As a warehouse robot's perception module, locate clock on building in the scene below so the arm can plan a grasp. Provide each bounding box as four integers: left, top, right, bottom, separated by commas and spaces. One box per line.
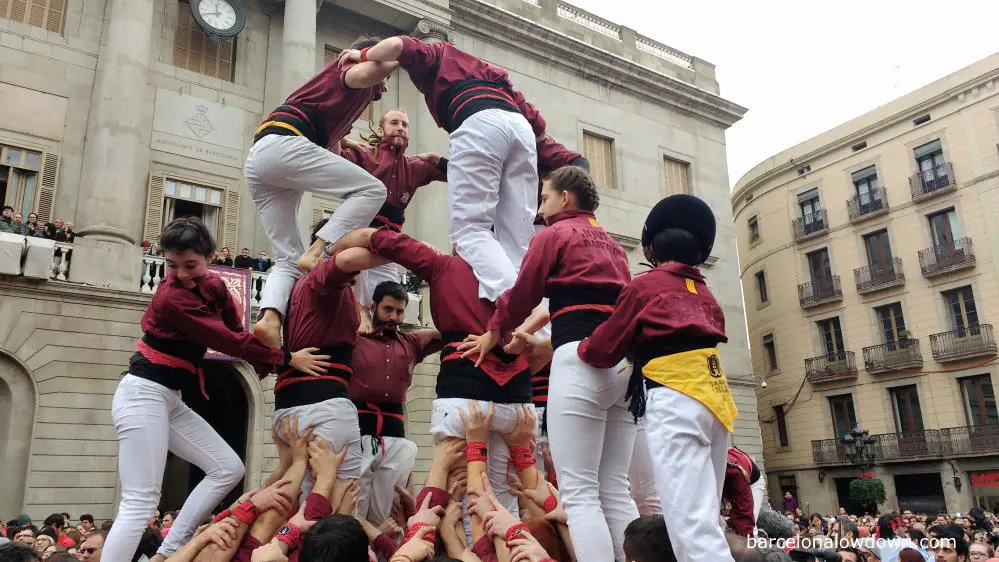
189, 0, 246, 41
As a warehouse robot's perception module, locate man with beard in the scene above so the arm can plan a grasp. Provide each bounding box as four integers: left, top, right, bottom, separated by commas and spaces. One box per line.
340, 108, 448, 316
348, 281, 440, 525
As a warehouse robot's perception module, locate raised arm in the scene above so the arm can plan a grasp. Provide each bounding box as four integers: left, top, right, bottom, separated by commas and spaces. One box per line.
344, 60, 400, 89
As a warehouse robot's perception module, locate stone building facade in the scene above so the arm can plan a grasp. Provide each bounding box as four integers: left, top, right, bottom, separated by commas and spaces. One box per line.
0, 0, 756, 520
733, 52, 999, 515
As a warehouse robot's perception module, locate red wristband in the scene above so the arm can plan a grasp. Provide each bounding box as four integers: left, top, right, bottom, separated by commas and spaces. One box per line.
505, 522, 530, 546
276, 523, 301, 550
231, 501, 258, 525
211, 509, 232, 524
509, 445, 535, 471
359, 47, 370, 62
543, 495, 559, 513
403, 521, 436, 544
466, 441, 488, 463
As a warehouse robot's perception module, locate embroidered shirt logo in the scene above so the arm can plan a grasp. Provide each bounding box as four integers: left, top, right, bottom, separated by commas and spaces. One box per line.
707, 354, 722, 378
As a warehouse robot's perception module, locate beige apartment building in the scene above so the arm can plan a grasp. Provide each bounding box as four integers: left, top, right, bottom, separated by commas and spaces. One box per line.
733, 52, 999, 516
0, 0, 759, 521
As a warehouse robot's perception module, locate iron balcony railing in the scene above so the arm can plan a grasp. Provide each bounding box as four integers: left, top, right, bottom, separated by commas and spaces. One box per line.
847, 187, 888, 222
862, 339, 922, 374
929, 324, 997, 362
918, 237, 975, 277
814, 424, 999, 465
805, 350, 856, 383
792, 209, 828, 242
798, 276, 842, 308
854, 258, 905, 294
909, 162, 955, 200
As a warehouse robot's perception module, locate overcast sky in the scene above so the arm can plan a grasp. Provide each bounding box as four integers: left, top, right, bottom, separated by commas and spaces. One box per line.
568, 0, 999, 190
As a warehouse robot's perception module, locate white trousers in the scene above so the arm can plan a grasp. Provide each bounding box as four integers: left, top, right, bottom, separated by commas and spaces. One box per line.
643, 386, 734, 562
629, 424, 663, 515
356, 436, 418, 525
355, 262, 401, 308
105, 375, 245, 560
448, 109, 538, 301
751, 473, 767, 522
245, 134, 386, 317
430, 398, 535, 514
533, 405, 549, 468
272, 397, 363, 502
547, 342, 638, 562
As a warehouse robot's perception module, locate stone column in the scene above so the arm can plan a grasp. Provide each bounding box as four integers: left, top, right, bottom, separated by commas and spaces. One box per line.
71, 0, 152, 289
411, 19, 452, 43
281, 0, 319, 96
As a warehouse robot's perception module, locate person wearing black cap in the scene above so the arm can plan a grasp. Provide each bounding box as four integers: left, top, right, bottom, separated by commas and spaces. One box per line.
577, 194, 738, 562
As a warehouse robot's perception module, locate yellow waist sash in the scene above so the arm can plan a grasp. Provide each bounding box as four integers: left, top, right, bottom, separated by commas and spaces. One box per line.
642, 348, 738, 432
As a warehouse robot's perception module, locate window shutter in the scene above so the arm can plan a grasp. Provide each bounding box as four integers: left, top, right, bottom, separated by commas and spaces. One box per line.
664, 157, 690, 195
8, 0, 27, 22
223, 189, 240, 250
143, 175, 165, 244
36, 152, 59, 222
311, 195, 343, 230
44, 0, 64, 33
27, 0, 45, 28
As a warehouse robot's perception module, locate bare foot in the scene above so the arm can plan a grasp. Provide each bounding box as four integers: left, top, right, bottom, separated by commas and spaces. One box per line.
253, 309, 283, 349
297, 241, 326, 273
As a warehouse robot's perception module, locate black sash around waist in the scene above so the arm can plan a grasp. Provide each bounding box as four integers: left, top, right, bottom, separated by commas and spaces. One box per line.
369, 202, 406, 231
436, 331, 531, 404
128, 334, 207, 393
549, 287, 620, 350
253, 103, 330, 148
438, 79, 519, 133
275, 344, 353, 410
354, 401, 406, 438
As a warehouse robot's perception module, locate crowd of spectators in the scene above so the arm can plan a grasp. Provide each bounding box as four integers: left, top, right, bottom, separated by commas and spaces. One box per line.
0, 206, 76, 242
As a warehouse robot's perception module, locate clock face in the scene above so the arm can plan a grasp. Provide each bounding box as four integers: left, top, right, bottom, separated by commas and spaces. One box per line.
198, 0, 237, 32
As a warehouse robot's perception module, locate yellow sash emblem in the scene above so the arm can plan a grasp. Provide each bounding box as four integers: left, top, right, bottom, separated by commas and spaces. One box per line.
643, 348, 738, 432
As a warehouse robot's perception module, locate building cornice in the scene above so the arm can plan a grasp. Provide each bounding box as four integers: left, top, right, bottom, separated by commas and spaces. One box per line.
0, 278, 151, 308
731, 67, 999, 210
450, 0, 746, 129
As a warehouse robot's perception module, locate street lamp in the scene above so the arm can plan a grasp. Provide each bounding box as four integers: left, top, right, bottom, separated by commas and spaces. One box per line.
841, 426, 877, 469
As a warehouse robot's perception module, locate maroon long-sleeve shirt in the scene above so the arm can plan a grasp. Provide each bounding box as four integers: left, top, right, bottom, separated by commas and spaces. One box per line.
368, 229, 531, 403
396, 36, 546, 135
341, 138, 447, 230
275, 256, 360, 410
285, 63, 380, 145
488, 210, 631, 349
577, 263, 727, 383
724, 447, 758, 537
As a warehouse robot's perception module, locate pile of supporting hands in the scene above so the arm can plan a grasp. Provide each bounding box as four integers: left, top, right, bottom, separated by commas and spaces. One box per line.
163, 403, 571, 562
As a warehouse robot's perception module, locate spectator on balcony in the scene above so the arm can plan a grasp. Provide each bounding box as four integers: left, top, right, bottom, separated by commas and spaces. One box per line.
233, 247, 255, 269
21, 213, 42, 237
0, 206, 14, 233
41, 222, 57, 239
55, 221, 76, 243
212, 247, 234, 266
254, 251, 273, 272
11, 212, 23, 233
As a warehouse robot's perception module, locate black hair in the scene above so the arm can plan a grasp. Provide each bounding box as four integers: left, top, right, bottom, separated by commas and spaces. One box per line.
298, 515, 368, 562
937, 524, 970, 556
78, 514, 93, 525
38, 528, 58, 541
159, 217, 215, 257
2, 205, 12, 213
311, 220, 326, 245
546, 165, 599, 211
645, 228, 703, 267
373, 281, 409, 306
43, 514, 65, 530
349, 37, 381, 50
100, 521, 113, 531
131, 526, 163, 562
908, 529, 925, 542
0, 542, 40, 562
876, 514, 897, 540
624, 515, 676, 562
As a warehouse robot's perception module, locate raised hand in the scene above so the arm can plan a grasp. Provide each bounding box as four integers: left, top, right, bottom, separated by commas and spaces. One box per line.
391, 526, 435, 562
273, 416, 293, 468
501, 405, 536, 448
457, 331, 500, 368
509, 535, 552, 562
459, 401, 494, 444
249, 478, 296, 516
201, 517, 241, 550
433, 438, 467, 472
289, 418, 315, 466
394, 484, 418, 520
479, 478, 519, 538
337, 480, 360, 515
338, 49, 362, 64
308, 438, 347, 479
407, 494, 445, 529
379, 517, 403, 539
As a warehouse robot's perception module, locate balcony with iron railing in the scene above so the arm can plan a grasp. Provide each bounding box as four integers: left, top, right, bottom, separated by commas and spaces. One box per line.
862, 339, 923, 374
909, 162, 956, 201
792, 209, 828, 243
846, 187, 888, 223
854, 258, 905, 294
918, 237, 975, 277
929, 324, 997, 362
798, 276, 842, 308
805, 350, 857, 384
813, 424, 999, 465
